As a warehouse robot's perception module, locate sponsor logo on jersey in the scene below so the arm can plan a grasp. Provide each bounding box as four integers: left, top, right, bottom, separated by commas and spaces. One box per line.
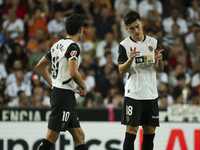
70, 50, 77, 57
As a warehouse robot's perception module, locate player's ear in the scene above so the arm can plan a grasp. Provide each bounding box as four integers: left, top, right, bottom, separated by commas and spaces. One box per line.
125, 26, 129, 32
79, 27, 84, 34
141, 21, 144, 27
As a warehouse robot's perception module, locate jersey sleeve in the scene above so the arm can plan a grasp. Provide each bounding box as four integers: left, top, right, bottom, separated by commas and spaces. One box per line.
45, 51, 52, 61
118, 44, 128, 64
65, 43, 80, 60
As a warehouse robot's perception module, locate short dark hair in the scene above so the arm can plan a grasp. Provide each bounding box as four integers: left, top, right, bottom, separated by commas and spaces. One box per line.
176, 73, 186, 81
124, 11, 141, 26
65, 14, 85, 35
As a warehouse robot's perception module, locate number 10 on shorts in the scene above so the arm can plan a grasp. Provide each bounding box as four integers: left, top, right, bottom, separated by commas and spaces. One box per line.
126, 106, 133, 116
62, 111, 70, 122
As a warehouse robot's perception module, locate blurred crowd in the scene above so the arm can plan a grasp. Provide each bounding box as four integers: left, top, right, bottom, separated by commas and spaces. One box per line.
0, 0, 199, 109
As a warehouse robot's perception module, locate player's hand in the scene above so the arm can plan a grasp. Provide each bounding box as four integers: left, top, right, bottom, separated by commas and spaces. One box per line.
154, 49, 164, 61
129, 47, 140, 61
78, 87, 87, 97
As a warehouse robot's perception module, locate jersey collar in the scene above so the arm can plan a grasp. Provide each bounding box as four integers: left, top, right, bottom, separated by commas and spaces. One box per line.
129, 35, 146, 43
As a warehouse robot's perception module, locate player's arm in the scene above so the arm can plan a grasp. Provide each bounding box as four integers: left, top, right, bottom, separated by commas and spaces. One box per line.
155, 49, 164, 73
36, 52, 52, 87
66, 43, 87, 97
118, 45, 140, 75
69, 60, 87, 96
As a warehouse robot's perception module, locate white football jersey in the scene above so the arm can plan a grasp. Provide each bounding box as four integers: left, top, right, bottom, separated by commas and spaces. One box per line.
118, 35, 158, 100
45, 38, 80, 92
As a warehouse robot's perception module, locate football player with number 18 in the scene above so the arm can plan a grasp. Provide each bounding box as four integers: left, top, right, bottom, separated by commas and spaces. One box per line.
118, 11, 164, 150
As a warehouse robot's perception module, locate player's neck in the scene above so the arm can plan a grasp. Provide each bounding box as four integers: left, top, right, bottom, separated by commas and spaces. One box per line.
66, 35, 78, 43
131, 34, 144, 42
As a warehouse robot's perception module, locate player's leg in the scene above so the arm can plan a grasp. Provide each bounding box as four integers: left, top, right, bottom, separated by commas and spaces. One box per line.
141, 125, 156, 150
68, 127, 88, 150
121, 97, 143, 150
141, 98, 159, 150
38, 128, 60, 150
123, 125, 139, 150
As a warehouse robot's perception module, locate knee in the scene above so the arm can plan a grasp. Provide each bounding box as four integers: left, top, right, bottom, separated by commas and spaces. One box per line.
126, 126, 138, 135
142, 126, 156, 134
45, 132, 59, 144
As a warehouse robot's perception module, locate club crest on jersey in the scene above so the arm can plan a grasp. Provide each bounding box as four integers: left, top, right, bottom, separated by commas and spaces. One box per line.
62, 122, 65, 128
148, 45, 153, 52
127, 116, 130, 122
70, 50, 77, 57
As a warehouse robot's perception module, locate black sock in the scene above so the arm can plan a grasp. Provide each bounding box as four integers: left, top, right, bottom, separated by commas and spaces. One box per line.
38, 139, 53, 150
75, 144, 88, 150
142, 134, 155, 150
123, 132, 136, 150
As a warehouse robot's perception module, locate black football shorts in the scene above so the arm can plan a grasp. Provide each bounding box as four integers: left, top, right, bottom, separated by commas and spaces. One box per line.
48, 87, 80, 132
121, 97, 159, 127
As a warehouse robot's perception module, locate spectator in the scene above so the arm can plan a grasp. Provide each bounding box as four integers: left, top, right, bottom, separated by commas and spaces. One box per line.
3, 0, 28, 20
138, 0, 163, 20
93, 0, 114, 15
191, 62, 200, 97
103, 86, 120, 108
162, 0, 185, 19
26, 28, 50, 56
6, 60, 23, 86
169, 63, 191, 87
162, 23, 181, 49
80, 54, 98, 78
185, 23, 200, 46
186, 0, 200, 26
29, 39, 48, 68
27, 7, 47, 40
96, 32, 118, 67
113, 92, 123, 108
93, 7, 118, 40
143, 10, 162, 33
54, 0, 75, 18
157, 82, 173, 107
82, 92, 98, 108
158, 95, 168, 109
48, 11, 65, 43
0, 39, 15, 63
41, 88, 51, 107
0, 63, 7, 86
98, 68, 124, 98
31, 74, 44, 104
79, 67, 96, 92
2, 8, 24, 40
18, 90, 28, 107
168, 44, 182, 71
75, 0, 94, 26
6, 43, 29, 72
119, 8, 137, 40
28, 0, 49, 17
4, 69, 31, 107
162, 6, 188, 35
190, 44, 200, 72
0, 25, 5, 50
77, 32, 95, 57
115, 0, 137, 22
173, 73, 192, 104
189, 30, 200, 58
